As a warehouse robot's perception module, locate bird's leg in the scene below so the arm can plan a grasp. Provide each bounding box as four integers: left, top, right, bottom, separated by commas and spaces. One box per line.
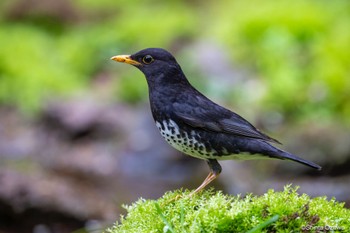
189, 159, 222, 197
163, 160, 222, 204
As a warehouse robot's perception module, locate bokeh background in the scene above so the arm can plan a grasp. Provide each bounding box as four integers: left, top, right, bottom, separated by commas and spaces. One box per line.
0, 0, 349, 232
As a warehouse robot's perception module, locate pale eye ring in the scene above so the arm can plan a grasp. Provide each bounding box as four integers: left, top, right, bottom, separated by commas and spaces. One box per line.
142, 55, 154, 64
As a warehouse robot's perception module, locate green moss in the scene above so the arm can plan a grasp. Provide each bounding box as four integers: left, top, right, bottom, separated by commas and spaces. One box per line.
106, 186, 349, 233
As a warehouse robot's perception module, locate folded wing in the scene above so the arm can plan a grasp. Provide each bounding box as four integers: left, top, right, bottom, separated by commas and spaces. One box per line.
172, 97, 281, 144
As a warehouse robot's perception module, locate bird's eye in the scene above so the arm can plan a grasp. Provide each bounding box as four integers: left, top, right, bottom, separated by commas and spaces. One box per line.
142, 55, 154, 64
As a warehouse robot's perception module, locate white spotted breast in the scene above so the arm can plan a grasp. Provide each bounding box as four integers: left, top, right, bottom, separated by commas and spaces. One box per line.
155, 119, 220, 159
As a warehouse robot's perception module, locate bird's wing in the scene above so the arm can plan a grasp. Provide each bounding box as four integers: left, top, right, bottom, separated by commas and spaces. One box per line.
172, 96, 281, 144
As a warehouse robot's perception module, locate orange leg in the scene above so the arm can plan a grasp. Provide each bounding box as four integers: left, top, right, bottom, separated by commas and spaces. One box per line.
189, 171, 219, 196
164, 159, 222, 204
189, 159, 222, 196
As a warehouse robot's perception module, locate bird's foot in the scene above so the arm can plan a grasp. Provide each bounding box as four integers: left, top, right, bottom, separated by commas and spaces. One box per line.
161, 194, 183, 206
188, 189, 203, 198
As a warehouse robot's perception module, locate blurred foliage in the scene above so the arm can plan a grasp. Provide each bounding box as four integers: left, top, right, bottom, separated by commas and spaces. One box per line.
209, 0, 350, 124
0, 0, 349, 124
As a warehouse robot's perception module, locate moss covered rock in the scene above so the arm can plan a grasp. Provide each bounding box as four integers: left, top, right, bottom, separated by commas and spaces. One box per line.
106, 186, 349, 233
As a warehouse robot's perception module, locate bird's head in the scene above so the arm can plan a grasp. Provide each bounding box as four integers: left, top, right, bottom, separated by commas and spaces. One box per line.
111, 48, 187, 86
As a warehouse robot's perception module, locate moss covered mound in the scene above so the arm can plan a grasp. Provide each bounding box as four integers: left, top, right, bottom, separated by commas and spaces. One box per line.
107, 186, 349, 233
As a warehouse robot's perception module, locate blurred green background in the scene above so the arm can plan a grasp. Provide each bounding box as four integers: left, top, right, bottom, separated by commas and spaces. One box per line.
1, 0, 349, 122
0, 0, 349, 232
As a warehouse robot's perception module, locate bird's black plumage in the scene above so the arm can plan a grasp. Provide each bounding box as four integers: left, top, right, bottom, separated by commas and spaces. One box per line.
111, 48, 321, 194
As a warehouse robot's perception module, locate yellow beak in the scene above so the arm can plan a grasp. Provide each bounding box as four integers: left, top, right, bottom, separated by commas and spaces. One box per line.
110, 55, 142, 66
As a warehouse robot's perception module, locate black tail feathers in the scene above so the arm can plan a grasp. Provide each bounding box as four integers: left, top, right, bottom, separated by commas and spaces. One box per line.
272, 148, 322, 170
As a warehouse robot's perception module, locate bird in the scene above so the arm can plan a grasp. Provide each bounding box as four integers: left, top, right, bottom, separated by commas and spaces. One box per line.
111, 48, 321, 195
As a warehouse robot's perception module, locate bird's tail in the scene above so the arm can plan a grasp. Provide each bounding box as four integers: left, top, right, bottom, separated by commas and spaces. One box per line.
271, 147, 322, 170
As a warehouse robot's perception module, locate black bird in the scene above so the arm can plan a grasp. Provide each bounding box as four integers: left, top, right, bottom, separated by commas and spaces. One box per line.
111, 48, 321, 195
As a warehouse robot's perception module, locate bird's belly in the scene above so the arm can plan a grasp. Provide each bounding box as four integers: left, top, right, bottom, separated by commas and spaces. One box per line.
155, 119, 273, 161
215, 153, 273, 161
155, 120, 219, 160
